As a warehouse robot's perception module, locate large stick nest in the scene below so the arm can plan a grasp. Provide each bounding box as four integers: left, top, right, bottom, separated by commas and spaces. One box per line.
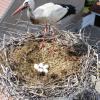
0, 29, 98, 99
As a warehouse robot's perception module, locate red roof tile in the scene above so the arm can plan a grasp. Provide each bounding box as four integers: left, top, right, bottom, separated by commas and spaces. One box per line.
0, 0, 13, 18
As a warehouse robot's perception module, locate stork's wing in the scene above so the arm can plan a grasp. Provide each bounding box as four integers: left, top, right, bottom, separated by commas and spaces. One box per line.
33, 3, 54, 18
33, 3, 68, 22
48, 4, 68, 22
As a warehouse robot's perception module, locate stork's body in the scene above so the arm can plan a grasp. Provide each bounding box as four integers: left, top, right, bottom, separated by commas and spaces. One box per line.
12, 1, 69, 25
28, 3, 68, 25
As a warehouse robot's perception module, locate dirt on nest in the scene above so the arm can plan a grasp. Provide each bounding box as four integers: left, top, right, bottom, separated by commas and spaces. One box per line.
0, 37, 81, 86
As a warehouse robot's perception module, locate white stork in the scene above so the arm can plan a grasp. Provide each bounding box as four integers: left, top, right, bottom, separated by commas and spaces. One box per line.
12, 0, 76, 48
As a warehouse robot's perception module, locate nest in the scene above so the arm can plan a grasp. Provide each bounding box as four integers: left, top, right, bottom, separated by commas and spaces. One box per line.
0, 29, 98, 99
8, 38, 82, 86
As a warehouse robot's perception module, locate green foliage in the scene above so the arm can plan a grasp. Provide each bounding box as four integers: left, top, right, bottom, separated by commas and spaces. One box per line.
82, 7, 90, 13
82, 0, 96, 13
85, 0, 96, 6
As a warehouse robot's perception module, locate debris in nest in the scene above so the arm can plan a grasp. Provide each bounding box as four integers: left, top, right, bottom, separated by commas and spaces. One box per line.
67, 41, 88, 57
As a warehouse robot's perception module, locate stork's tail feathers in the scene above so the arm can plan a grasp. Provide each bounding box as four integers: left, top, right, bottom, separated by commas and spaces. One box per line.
66, 5, 76, 15
60, 4, 76, 15
57, 4, 76, 21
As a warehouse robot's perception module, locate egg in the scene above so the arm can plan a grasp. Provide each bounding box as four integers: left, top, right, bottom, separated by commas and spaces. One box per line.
43, 68, 48, 74
37, 68, 43, 73
34, 64, 38, 70
39, 63, 44, 68
44, 64, 49, 69
34, 63, 49, 74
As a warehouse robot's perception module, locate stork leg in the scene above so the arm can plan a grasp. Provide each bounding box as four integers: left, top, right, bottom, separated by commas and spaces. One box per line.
51, 27, 56, 53
47, 26, 56, 55
39, 23, 48, 49
45, 23, 48, 33
26, 19, 30, 33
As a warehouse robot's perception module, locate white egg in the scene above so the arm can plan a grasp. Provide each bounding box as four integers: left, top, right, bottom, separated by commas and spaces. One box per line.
43, 69, 48, 74
34, 64, 39, 70
37, 68, 43, 73
44, 64, 49, 69
39, 63, 44, 68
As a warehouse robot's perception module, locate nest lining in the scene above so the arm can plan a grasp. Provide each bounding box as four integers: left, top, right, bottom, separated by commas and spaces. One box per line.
0, 30, 94, 99
6, 37, 81, 86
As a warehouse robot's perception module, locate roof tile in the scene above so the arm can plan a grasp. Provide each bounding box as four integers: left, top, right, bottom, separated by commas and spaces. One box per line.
0, 0, 13, 18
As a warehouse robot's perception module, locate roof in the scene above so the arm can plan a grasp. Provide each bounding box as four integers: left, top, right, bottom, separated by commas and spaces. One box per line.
0, 0, 13, 18
91, 1, 100, 14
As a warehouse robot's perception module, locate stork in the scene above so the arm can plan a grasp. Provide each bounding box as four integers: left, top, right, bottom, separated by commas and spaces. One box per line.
12, 0, 76, 48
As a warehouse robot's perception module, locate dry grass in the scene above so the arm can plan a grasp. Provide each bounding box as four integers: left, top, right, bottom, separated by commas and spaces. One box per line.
0, 30, 98, 99
5, 38, 81, 86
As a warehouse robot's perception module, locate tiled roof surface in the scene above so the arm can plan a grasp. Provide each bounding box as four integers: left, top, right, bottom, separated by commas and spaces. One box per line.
0, 0, 13, 18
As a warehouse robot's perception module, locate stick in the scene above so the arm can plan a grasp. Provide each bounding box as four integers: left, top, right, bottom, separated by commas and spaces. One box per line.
2, 34, 6, 49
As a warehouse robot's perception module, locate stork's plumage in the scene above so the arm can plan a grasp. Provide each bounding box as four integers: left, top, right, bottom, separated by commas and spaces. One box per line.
12, 0, 76, 25
30, 2, 68, 24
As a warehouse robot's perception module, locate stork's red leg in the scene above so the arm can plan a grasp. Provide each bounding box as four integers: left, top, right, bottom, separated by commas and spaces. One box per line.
44, 23, 48, 33
48, 27, 56, 56
39, 23, 48, 49
51, 28, 55, 54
